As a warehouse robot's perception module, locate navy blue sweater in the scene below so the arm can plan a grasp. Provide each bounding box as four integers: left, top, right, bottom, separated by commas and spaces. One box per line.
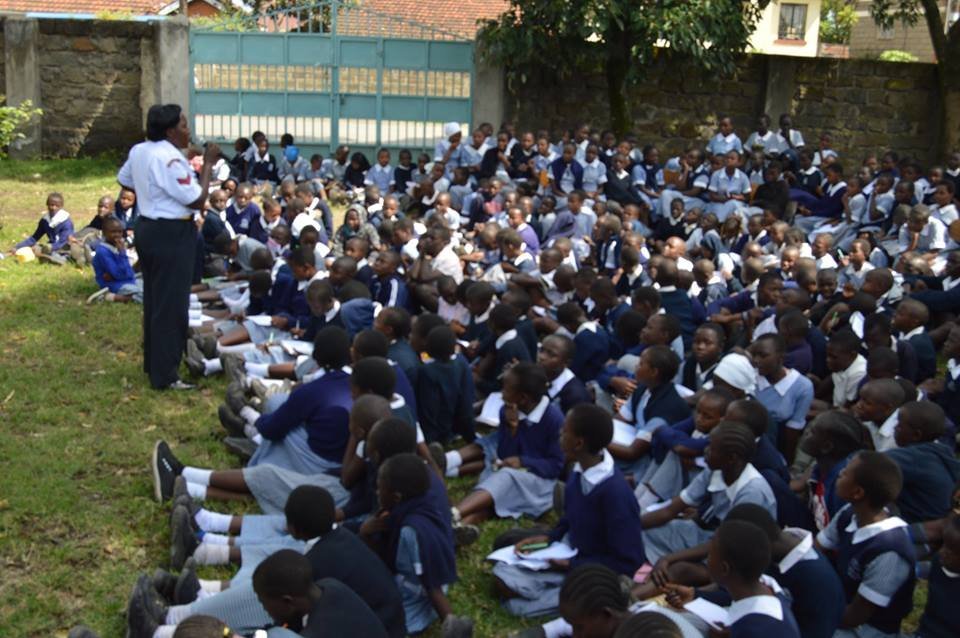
768, 544, 844, 638
496, 400, 564, 479
917, 554, 960, 638
885, 441, 960, 523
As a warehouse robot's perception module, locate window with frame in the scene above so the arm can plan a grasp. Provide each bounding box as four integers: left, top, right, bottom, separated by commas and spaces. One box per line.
778, 3, 808, 41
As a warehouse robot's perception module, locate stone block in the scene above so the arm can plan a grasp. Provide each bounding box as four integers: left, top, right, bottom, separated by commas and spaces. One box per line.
72, 36, 95, 52
884, 78, 913, 91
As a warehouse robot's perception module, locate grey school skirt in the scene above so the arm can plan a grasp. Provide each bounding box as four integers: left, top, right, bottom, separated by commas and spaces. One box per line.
475, 433, 556, 519
243, 462, 349, 515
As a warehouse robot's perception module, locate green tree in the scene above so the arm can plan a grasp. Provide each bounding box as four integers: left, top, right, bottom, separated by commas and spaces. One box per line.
477, 0, 768, 135
0, 98, 42, 157
820, 0, 858, 44
869, 0, 960, 154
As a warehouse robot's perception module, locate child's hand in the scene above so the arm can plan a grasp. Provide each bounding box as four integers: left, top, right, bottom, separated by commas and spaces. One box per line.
514, 534, 551, 555
498, 456, 522, 469
289, 327, 305, 338
663, 583, 694, 608
708, 625, 731, 638
609, 376, 637, 397
271, 316, 289, 329
650, 557, 674, 588
359, 510, 390, 537
548, 558, 570, 571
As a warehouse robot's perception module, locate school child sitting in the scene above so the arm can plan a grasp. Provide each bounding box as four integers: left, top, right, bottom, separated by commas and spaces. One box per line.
223, 183, 260, 236
245, 138, 279, 186
245, 198, 284, 245
665, 518, 802, 638
87, 216, 143, 304
475, 304, 533, 395
359, 453, 472, 636
368, 250, 407, 309
885, 400, 960, 524
916, 513, 960, 638
537, 334, 591, 414
641, 421, 776, 564
555, 301, 611, 383
923, 322, 960, 420
707, 116, 744, 157
897, 205, 948, 275
11, 192, 74, 264
251, 550, 390, 638
815, 451, 916, 638
611, 346, 692, 473
892, 298, 936, 382
410, 325, 475, 445
446, 363, 563, 530
493, 404, 646, 618
748, 334, 814, 463
679, 322, 725, 393
707, 151, 751, 222
812, 329, 866, 411
498, 228, 537, 279
929, 180, 958, 225
332, 205, 380, 257
852, 379, 904, 452
278, 144, 308, 183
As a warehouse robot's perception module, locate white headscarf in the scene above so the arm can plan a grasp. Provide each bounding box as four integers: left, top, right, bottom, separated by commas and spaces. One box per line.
711, 353, 757, 396
443, 122, 461, 140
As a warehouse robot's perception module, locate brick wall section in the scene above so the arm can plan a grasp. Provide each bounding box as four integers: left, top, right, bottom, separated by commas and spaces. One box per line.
36, 19, 152, 157
505, 54, 939, 164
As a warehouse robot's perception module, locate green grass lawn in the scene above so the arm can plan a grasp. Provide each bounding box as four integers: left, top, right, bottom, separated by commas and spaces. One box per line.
0, 158, 929, 637
0, 158, 546, 637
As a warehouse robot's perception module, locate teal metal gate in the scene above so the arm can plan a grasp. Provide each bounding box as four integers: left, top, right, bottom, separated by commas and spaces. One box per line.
189, 1, 474, 159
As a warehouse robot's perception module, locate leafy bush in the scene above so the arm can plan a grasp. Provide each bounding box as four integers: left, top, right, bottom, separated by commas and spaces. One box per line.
878, 49, 919, 62
820, 0, 858, 44
0, 98, 43, 157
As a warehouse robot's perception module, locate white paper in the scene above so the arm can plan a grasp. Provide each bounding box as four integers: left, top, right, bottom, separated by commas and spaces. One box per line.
612, 419, 637, 445
683, 598, 729, 630
477, 392, 504, 427
281, 340, 314, 356
486, 542, 578, 571
248, 315, 273, 326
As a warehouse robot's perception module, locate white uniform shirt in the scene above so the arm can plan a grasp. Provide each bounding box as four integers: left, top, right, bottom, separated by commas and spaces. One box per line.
118, 140, 201, 220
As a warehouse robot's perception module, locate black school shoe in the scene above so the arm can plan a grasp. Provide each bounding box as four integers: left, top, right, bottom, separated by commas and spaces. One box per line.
441, 615, 474, 638
170, 505, 199, 571
174, 558, 202, 605
138, 576, 168, 626
151, 568, 177, 603
193, 334, 219, 360
218, 403, 246, 437
220, 354, 246, 385
126, 575, 158, 638
224, 381, 247, 414
223, 436, 256, 461
152, 441, 184, 503
428, 442, 447, 474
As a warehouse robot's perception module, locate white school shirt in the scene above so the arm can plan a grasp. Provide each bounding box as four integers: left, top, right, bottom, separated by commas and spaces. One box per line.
117, 140, 202, 220
932, 203, 958, 225
706, 133, 743, 156
745, 130, 782, 154
847, 192, 867, 225
579, 158, 608, 192
364, 163, 394, 192
708, 168, 752, 198
776, 128, 805, 149
898, 218, 947, 253
831, 354, 866, 406
813, 149, 838, 167
433, 243, 463, 284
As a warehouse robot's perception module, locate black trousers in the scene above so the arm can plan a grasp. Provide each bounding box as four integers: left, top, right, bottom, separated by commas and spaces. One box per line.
135, 218, 197, 389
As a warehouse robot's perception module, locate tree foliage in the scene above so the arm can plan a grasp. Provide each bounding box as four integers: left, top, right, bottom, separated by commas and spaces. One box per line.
0, 98, 42, 157
819, 0, 858, 44
477, 0, 769, 134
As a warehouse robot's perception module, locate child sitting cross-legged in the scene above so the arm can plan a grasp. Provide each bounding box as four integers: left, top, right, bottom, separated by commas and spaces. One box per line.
443, 362, 564, 530
815, 451, 916, 638
10, 192, 74, 264
493, 404, 647, 618
87, 216, 143, 304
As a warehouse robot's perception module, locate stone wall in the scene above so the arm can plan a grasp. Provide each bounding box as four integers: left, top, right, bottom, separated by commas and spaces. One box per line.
504, 53, 941, 164
35, 19, 152, 157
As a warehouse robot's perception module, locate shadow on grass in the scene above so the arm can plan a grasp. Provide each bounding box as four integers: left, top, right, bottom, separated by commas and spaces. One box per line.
0, 156, 122, 182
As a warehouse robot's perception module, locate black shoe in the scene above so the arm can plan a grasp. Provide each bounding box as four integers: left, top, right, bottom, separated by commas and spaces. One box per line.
126, 575, 158, 638
441, 614, 474, 638
170, 505, 199, 571
152, 441, 183, 503
218, 403, 246, 437
172, 475, 189, 504
223, 436, 256, 461
138, 576, 168, 625
428, 442, 446, 474
67, 626, 100, 638
220, 353, 246, 385
194, 334, 219, 359
174, 557, 202, 605
184, 340, 206, 378
225, 381, 247, 414
151, 568, 177, 603
453, 523, 480, 548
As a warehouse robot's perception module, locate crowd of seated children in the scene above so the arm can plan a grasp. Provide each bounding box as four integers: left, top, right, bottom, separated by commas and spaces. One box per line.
44, 119, 960, 638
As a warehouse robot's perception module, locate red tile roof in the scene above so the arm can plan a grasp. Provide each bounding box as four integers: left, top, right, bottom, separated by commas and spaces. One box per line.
355, 0, 508, 39
0, 0, 164, 13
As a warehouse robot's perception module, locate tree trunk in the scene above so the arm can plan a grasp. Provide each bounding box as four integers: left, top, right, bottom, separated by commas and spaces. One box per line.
605, 24, 632, 137
918, 0, 960, 155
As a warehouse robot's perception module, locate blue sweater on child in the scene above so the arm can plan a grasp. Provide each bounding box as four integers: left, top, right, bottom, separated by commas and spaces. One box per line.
92, 243, 136, 292
496, 397, 564, 480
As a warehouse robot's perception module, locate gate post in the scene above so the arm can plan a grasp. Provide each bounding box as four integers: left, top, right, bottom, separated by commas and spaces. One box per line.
154, 17, 192, 116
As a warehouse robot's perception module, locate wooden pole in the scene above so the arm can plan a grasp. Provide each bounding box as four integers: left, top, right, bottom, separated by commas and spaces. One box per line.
179, 0, 189, 15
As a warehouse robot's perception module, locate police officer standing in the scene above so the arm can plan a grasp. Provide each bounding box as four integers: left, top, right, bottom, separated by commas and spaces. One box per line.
118, 104, 220, 390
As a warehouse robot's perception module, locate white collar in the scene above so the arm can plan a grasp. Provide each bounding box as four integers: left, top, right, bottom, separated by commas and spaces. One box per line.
495, 329, 519, 350
576, 321, 598, 335
948, 358, 960, 379
389, 393, 405, 410
778, 528, 817, 573
324, 299, 341, 321
943, 566, 960, 578
46, 209, 71, 227
519, 395, 550, 424
259, 215, 280, 230
298, 269, 327, 291
254, 151, 271, 162
756, 368, 801, 396
878, 409, 899, 439
100, 242, 120, 255
573, 449, 615, 487
356, 257, 368, 269
844, 513, 909, 544
373, 163, 390, 172
901, 326, 924, 340
827, 181, 847, 196
727, 595, 784, 625
548, 368, 577, 398
658, 285, 677, 293
801, 166, 818, 175
707, 463, 762, 502
718, 132, 737, 143
475, 302, 495, 324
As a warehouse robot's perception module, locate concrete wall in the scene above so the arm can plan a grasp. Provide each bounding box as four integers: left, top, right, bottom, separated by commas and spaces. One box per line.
749, 0, 821, 58
848, 0, 944, 62
0, 15, 190, 158
503, 53, 940, 164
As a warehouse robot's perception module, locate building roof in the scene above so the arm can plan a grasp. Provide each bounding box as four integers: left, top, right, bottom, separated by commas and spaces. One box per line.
359, 0, 508, 39
0, 0, 163, 13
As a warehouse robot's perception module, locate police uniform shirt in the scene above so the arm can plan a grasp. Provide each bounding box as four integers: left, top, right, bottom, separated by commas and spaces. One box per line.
118, 140, 201, 220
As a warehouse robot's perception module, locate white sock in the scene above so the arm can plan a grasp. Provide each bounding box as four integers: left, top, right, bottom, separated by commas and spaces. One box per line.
195, 508, 231, 533
165, 604, 192, 625
252, 433, 263, 445
152, 625, 177, 638
239, 406, 260, 424
543, 618, 573, 638
182, 467, 212, 486
244, 424, 259, 439
203, 358, 223, 375
246, 362, 270, 377
186, 482, 207, 500
190, 294, 199, 303
217, 343, 255, 354
445, 451, 462, 477
199, 579, 223, 594
202, 532, 230, 545
193, 543, 230, 565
